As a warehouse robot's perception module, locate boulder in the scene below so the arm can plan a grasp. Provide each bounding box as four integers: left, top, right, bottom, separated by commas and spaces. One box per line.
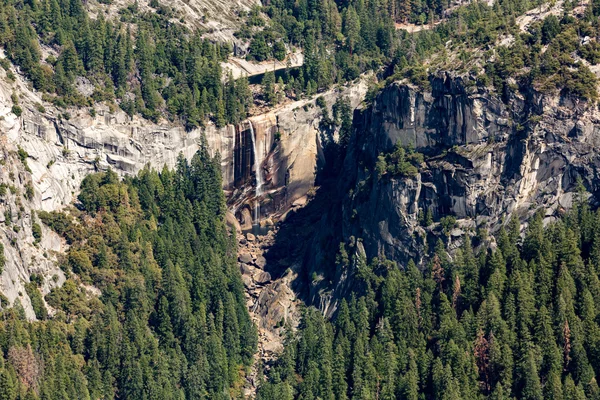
238, 251, 253, 264
225, 211, 241, 233
254, 256, 267, 269
240, 208, 253, 231
292, 195, 308, 207
239, 263, 255, 275
260, 217, 274, 227
253, 271, 271, 284
241, 275, 254, 288
246, 233, 256, 242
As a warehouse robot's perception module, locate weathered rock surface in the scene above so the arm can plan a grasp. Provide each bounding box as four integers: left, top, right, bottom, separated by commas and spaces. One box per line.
221, 51, 304, 79
254, 255, 267, 269
87, 0, 259, 43
238, 251, 253, 264
268, 72, 600, 317
237, 229, 300, 394
227, 79, 368, 221
341, 74, 600, 264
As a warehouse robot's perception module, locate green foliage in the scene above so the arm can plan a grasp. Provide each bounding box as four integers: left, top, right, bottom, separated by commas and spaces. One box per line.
332, 96, 353, 148
11, 106, 22, 117
244, 0, 399, 96
31, 222, 42, 244
24, 282, 48, 320
0, 144, 256, 398
37, 211, 83, 244
16, 146, 27, 163
0, 0, 243, 128
541, 15, 561, 45
262, 71, 277, 105
24, 183, 33, 201
440, 215, 457, 236
259, 195, 600, 400
377, 143, 424, 178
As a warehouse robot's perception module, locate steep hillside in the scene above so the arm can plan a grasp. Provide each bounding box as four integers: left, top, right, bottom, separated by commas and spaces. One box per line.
255, 73, 600, 400
0, 47, 366, 316
4, 0, 600, 397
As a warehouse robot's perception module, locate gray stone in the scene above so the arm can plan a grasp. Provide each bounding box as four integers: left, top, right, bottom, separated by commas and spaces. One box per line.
293, 73, 600, 318
239, 263, 255, 275
254, 256, 267, 269
238, 252, 253, 264
253, 271, 272, 284
241, 275, 254, 288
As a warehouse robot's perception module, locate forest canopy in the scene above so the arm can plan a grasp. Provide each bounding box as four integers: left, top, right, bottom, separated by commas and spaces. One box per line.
0, 144, 257, 399
257, 189, 600, 399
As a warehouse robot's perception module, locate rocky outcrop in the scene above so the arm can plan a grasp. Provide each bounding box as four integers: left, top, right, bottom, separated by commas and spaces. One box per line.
237, 229, 300, 396
87, 0, 259, 43
221, 51, 304, 79
270, 72, 600, 317
226, 80, 368, 222
342, 74, 600, 262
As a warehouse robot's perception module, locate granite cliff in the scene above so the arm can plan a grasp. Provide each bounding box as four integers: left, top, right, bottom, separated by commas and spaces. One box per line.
266, 73, 600, 316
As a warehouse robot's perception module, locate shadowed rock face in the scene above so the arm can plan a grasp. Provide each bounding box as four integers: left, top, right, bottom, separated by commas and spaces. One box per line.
268, 73, 600, 317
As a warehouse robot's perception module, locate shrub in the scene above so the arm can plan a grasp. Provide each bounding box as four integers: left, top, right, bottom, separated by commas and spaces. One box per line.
25, 282, 48, 320
24, 183, 34, 200
68, 250, 93, 275
377, 143, 424, 178
38, 211, 83, 244
32, 223, 42, 244
11, 105, 22, 117
440, 216, 457, 236
17, 146, 28, 162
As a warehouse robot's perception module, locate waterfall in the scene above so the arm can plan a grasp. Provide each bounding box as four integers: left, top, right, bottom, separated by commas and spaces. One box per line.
232, 128, 236, 185
248, 120, 263, 224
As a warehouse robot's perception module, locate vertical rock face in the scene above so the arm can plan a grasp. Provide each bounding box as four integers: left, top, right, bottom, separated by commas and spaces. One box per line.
344, 74, 600, 263
221, 82, 368, 221
278, 73, 600, 316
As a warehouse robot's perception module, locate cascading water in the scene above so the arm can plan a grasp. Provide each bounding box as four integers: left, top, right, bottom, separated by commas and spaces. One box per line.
232, 127, 236, 185
248, 121, 263, 224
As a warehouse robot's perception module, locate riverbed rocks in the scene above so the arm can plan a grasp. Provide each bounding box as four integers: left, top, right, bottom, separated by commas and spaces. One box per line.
238, 228, 301, 394
238, 251, 253, 264
254, 255, 267, 269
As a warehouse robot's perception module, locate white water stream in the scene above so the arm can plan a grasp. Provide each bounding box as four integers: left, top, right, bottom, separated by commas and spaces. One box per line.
248, 121, 263, 223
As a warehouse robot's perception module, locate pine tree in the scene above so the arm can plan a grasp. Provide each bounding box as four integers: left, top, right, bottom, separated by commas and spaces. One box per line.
517, 349, 543, 400
397, 0, 412, 22
474, 328, 490, 392
343, 6, 361, 54
261, 71, 276, 105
